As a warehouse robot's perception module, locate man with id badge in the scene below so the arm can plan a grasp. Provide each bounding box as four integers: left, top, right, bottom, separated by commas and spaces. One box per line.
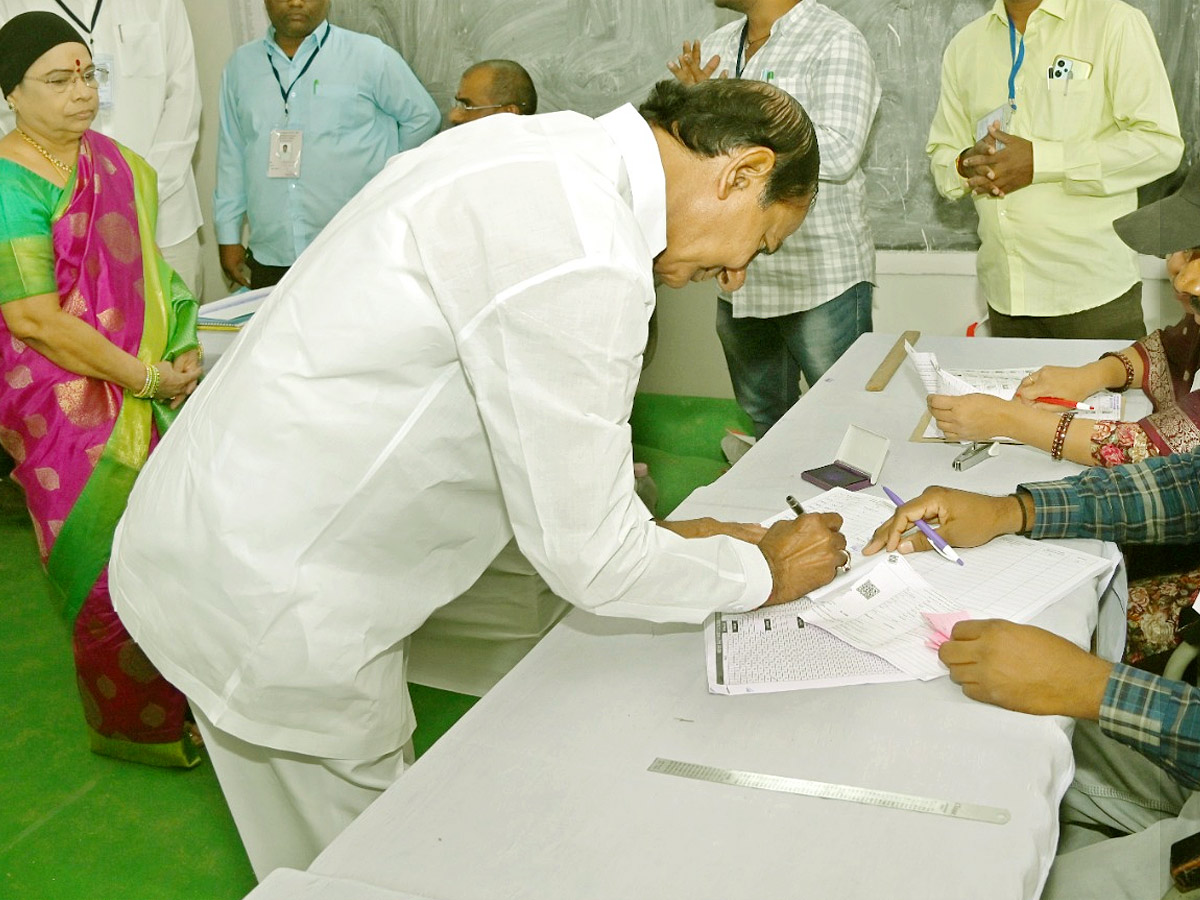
0, 0, 205, 296
927, 0, 1182, 342
214, 0, 439, 290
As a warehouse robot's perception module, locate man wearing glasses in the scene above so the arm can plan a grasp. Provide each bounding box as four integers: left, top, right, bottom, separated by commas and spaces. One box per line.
446, 59, 537, 128
0, 0, 206, 297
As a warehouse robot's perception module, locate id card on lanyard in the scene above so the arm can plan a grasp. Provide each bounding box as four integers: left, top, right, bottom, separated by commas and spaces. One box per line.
266, 23, 330, 179
976, 16, 1024, 146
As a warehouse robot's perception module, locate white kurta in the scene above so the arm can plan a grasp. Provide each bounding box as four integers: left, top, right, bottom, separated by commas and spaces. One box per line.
0, 0, 203, 248
110, 106, 773, 761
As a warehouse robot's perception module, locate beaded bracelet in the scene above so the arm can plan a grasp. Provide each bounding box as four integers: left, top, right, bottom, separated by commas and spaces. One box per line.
1099, 351, 1135, 393
133, 362, 160, 400
1050, 409, 1078, 461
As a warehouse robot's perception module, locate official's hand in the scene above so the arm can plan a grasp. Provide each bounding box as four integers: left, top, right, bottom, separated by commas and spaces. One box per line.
1014, 365, 1103, 404
219, 243, 251, 289
758, 512, 847, 606
928, 393, 1012, 442
657, 517, 767, 544
667, 40, 724, 84
957, 132, 998, 185
938, 619, 1112, 719
863, 487, 1022, 556
966, 124, 1033, 197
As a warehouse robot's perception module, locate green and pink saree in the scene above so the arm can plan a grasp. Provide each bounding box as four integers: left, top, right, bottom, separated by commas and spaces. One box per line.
0, 131, 199, 767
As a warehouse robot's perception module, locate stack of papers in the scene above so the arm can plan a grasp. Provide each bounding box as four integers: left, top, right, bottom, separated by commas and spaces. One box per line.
903, 343, 1122, 441
705, 488, 1114, 694
197, 287, 271, 329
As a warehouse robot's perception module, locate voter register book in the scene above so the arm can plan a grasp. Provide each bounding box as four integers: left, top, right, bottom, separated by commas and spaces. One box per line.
705, 488, 1114, 695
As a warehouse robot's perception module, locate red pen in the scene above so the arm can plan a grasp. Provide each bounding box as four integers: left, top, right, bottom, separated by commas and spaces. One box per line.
1035, 396, 1095, 411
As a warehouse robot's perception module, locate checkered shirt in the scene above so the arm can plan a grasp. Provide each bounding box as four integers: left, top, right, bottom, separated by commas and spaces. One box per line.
700, 0, 881, 317
1020, 448, 1200, 788
1102, 664, 1200, 790
1021, 449, 1200, 546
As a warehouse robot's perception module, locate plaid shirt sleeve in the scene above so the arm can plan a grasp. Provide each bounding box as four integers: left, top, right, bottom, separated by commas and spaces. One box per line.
1100, 664, 1200, 790
1020, 448, 1200, 544
803, 32, 880, 182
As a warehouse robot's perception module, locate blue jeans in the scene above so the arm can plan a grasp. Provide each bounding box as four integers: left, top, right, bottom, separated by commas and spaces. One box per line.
716, 281, 873, 438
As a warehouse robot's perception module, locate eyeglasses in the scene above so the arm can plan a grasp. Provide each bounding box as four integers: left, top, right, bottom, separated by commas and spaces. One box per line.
25, 66, 110, 93
452, 98, 506, 112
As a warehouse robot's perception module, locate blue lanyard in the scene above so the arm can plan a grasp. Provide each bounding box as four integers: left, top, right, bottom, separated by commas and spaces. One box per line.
1007, 16, 1025, 111
268, 23, 331, 117
735, 21, 750, 78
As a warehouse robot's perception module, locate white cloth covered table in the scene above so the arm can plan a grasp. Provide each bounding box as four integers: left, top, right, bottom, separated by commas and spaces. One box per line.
259, 334, 1142, 899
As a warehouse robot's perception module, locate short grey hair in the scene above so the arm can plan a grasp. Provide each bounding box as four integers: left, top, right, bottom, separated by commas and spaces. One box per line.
639, 79, 819, 207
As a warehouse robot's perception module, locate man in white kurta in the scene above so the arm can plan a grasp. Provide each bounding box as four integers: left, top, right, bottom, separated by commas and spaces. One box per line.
110, 78, 842, 878
0, 0, 204, 293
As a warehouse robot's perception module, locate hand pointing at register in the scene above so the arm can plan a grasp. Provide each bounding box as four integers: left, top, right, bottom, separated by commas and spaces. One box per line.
862, 486, 1031, 557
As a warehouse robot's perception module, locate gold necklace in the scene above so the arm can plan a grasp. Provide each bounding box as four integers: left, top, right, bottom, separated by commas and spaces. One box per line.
16, 128, 73, 179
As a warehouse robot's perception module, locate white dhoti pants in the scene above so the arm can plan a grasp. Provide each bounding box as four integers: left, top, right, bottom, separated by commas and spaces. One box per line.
1042, 720, 1200, 900
158, 231, 205, 301
192, 705, 412, 881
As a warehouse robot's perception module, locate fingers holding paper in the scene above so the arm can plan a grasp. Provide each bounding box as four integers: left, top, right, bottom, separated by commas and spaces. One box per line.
758, 512, 847, 606
928, 393, 1011, 442
938, 619, 1112, 719
862, 487, 1023, 556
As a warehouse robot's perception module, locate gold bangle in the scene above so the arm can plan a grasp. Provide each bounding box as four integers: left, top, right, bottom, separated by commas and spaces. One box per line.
133, 363, 159, 399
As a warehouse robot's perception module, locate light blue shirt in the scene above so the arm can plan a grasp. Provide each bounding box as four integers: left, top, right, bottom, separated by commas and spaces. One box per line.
214, 22, 439, 266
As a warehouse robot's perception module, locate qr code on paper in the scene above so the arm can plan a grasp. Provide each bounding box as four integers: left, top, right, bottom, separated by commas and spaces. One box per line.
856, 581, 880, 600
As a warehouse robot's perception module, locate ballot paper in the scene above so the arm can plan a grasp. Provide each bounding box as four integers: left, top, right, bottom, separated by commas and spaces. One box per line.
802, 554, 969, 680
705, 488, 1116, 694
903, 343, 1123, 441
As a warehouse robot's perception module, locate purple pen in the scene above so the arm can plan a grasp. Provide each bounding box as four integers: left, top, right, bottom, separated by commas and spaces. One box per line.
881, 485, 965, 567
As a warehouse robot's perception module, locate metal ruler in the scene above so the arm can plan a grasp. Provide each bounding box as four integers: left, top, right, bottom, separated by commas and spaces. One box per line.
648, 758, 1010, 826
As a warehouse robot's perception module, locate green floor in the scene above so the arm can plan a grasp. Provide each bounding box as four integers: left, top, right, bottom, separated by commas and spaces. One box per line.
0, 393, 745, 898
0, 476, 479, 900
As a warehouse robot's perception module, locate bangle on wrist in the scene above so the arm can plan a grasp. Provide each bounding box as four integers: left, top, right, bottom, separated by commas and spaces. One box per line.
1010, 492, 1030, 535
133, 362, 160, 400
1099, 351, 1135, 392
1050, 409, 1077, 461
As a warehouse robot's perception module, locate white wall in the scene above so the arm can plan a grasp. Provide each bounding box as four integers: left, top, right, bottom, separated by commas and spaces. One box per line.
183, 0, 236, 302
639, 253, 1180, 399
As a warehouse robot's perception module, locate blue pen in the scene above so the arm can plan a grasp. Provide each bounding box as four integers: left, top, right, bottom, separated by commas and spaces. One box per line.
881, 485, 965, 566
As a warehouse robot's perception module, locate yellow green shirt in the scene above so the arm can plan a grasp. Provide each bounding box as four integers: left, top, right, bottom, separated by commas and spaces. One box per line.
926, 0, 1183, 317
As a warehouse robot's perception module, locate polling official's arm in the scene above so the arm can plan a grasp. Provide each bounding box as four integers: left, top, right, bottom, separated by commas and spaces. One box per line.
213, 65, 250, 287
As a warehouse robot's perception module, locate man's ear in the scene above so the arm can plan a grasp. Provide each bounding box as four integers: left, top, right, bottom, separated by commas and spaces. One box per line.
717, 147, 776, 200
501, 103, 522, 115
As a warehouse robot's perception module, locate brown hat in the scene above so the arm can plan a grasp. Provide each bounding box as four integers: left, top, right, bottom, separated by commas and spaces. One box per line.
1113, 164, 1200, 257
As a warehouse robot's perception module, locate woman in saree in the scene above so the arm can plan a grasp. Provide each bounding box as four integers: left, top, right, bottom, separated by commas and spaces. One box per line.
929, 164, 1200, 667
0, 12, 202, 767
